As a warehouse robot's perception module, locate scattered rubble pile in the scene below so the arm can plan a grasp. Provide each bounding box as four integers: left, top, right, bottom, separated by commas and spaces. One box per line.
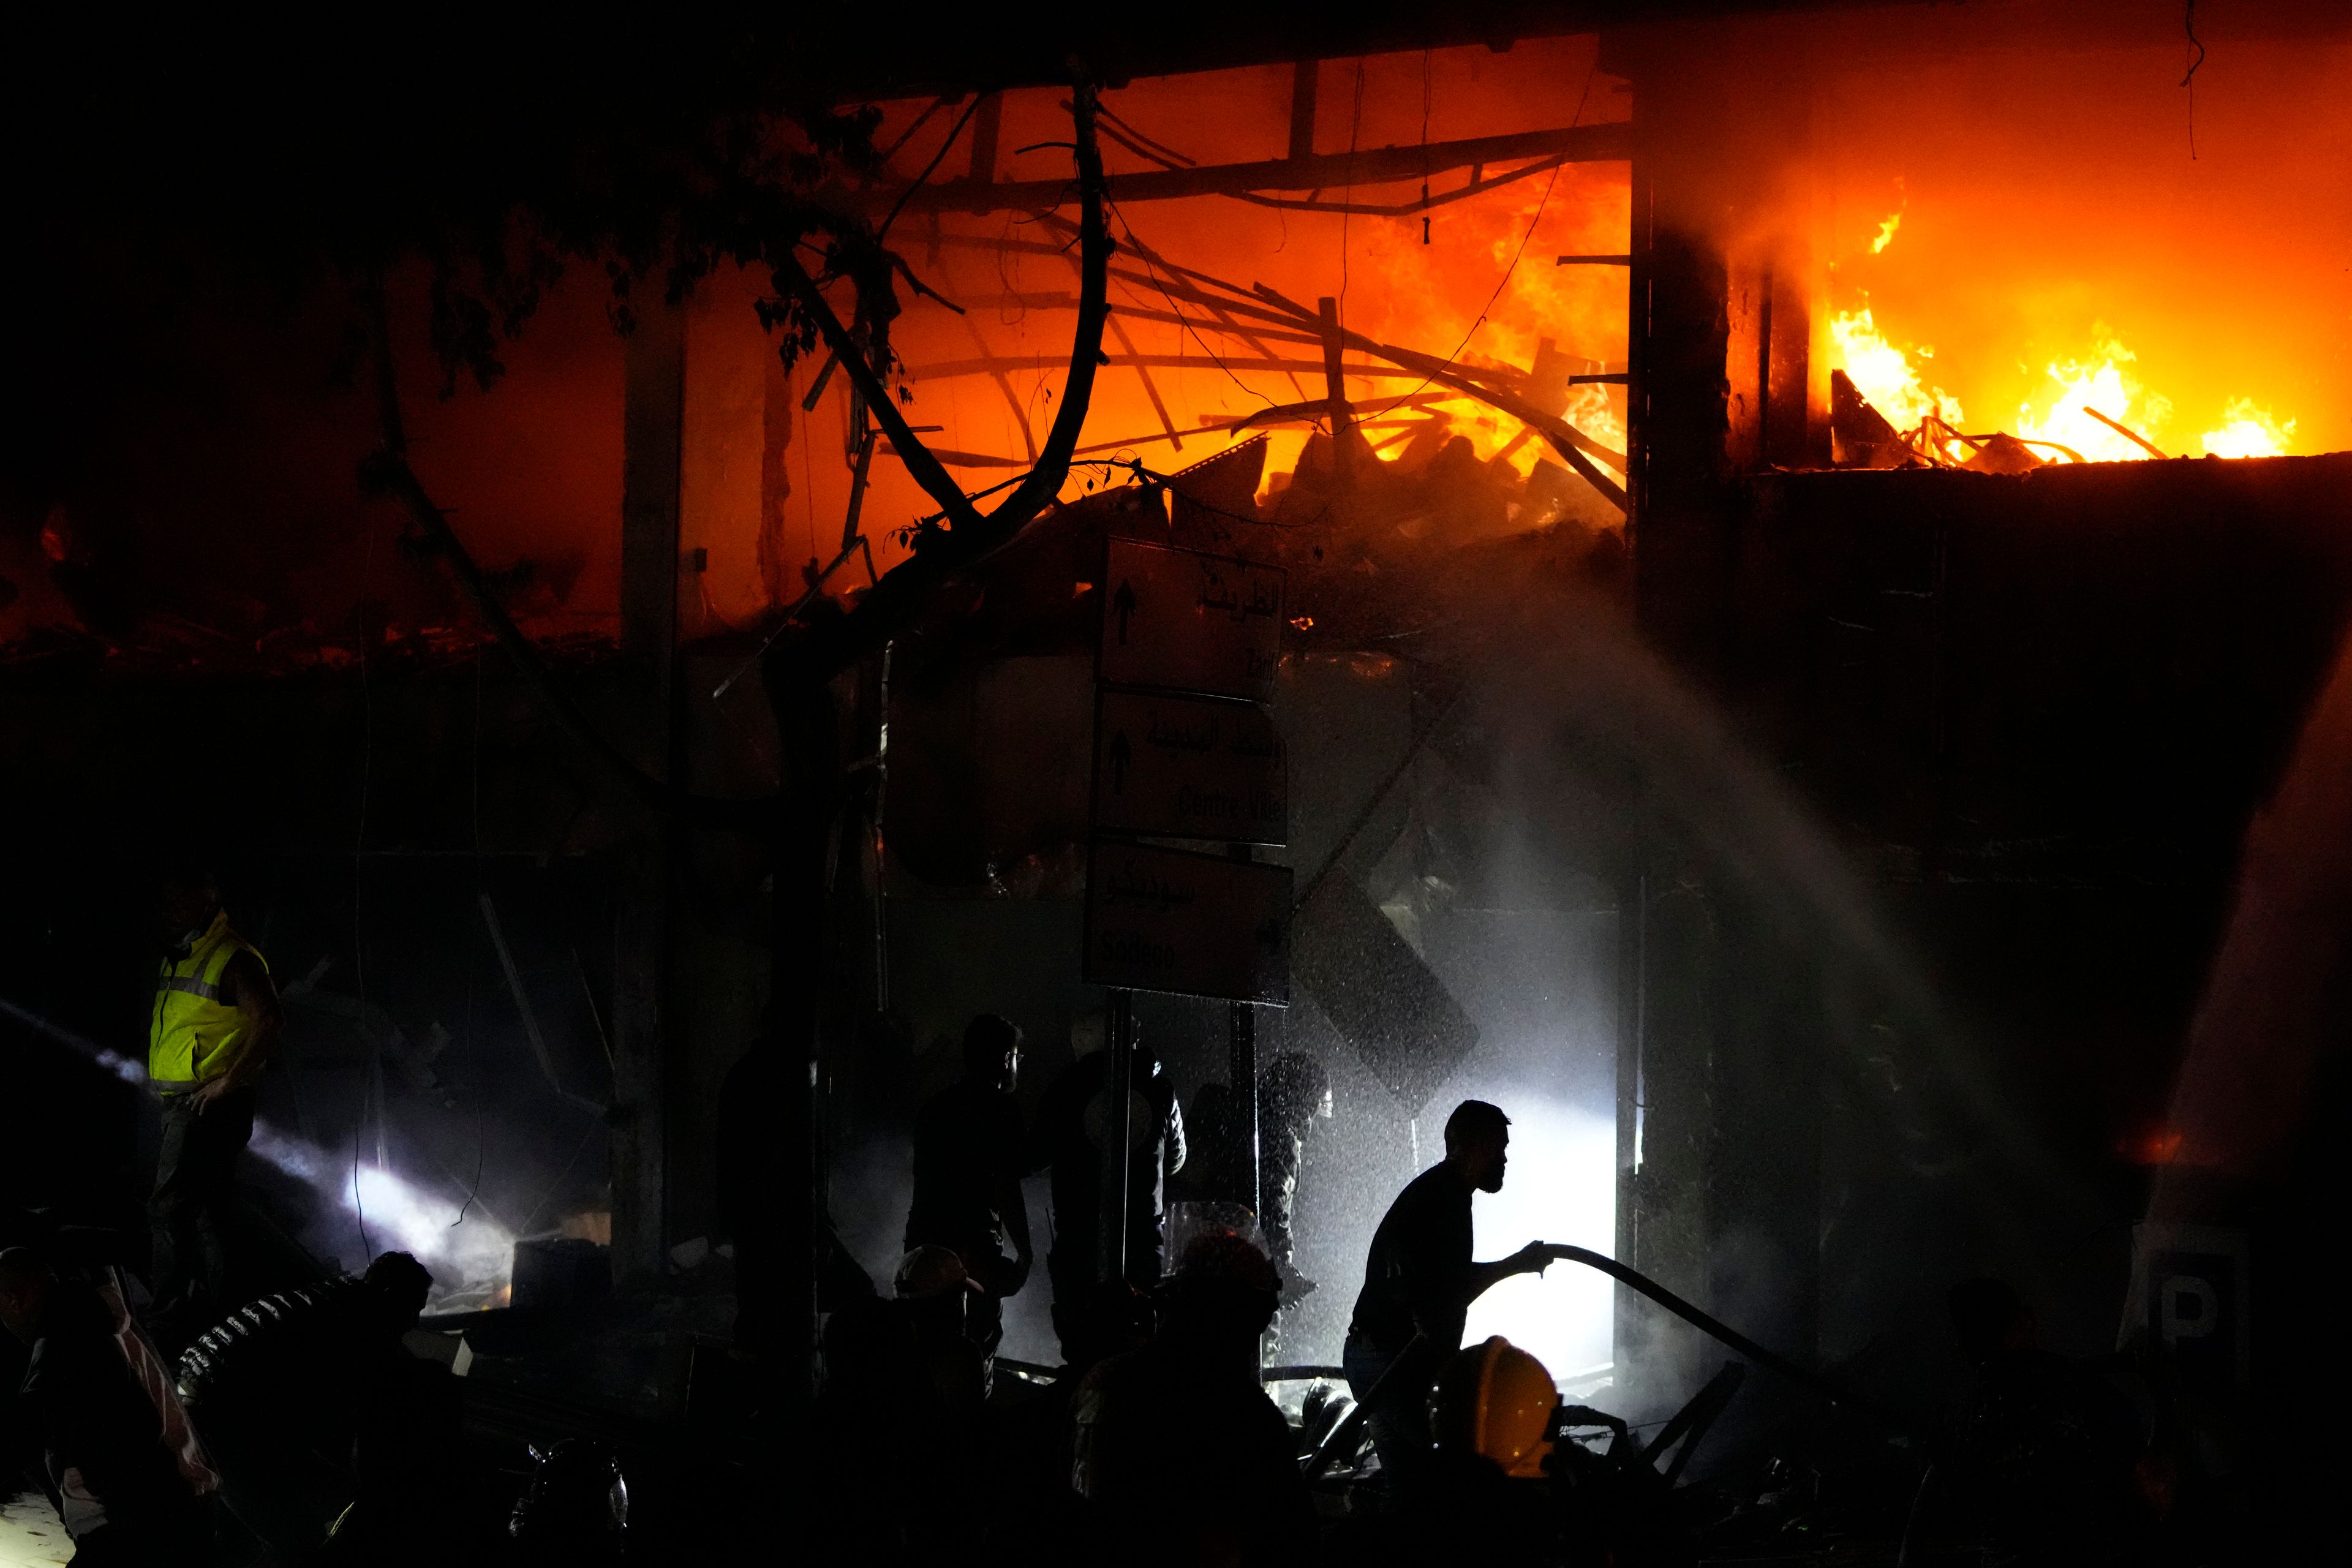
1830, 368, 2169, 475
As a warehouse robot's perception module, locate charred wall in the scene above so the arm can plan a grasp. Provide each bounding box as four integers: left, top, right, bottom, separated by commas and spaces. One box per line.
1629, 451, 2352, 1425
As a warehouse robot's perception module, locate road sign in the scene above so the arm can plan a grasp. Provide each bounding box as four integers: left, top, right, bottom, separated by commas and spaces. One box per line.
1098, 538, 1285, 703
1082, 840, 1291, 1005
2125, 1223, 2250, 1392
1093, 688, 1287, 846
1291, 867, 1477, 1112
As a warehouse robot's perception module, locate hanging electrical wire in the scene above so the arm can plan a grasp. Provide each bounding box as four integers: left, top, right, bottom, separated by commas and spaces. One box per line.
2181, 1, 2206, 160
1358, 53, 1600, 426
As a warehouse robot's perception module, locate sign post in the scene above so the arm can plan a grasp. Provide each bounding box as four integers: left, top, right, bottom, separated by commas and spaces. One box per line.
1082, 840, 1291, 1003
1102, 990, 1136, 1286
1231, 1000, 1260, 1225
1097, 537, 1284, 703
1085, 537, 1292, 1003
1093, 688, 1286, 846
2123, 1223, 2250, 1394
1084, 534, 1291, 1328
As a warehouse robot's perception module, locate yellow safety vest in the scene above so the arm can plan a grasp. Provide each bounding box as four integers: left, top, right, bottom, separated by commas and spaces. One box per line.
149, 911, 268, 1093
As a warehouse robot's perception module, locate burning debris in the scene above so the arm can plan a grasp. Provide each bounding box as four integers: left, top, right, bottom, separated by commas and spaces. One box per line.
1820, 203, 2301, 472
1828, 349, 2294, 473
6, 7, 2352, 1564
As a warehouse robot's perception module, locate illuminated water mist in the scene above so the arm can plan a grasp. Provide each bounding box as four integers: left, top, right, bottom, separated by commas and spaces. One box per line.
0, 996, 146, 1083
1461, 1096, 1618, 1385
251, 1128, 513, 1300
2, 993, 511, 1305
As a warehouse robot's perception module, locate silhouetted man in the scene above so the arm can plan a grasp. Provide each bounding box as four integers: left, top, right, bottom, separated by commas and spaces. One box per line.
1343, 1099, 1562, 1482
1164, 1053, 1333, 1346
174, 1251, 450, 1562
809, 1248, 997, 1567
148, 864, 279, 1330
1165, 1052, 1330, 1276
1, 1247, 216, 1564
989, 1276, 1151, 1566
905, 1014, 1033, 1351
1259, 1050, 1333, 1289
1030, 1013, 1185, 1347
1072, 1233, 1310, 1568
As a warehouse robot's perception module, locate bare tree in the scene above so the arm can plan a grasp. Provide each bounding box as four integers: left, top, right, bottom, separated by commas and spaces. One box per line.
366, 85, 1110, 818
364, 83, 1114, 1438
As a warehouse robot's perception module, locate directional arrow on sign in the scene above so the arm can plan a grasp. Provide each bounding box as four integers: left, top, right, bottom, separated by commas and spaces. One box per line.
1096, 539, 1283, 704
1091, 688, 1286, 846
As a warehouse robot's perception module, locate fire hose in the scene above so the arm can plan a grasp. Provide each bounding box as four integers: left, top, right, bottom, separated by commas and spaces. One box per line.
1300, 1244, 1899, 1479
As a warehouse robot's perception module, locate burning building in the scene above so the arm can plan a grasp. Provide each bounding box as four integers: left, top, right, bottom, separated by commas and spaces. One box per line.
2, 1, 2350, 1561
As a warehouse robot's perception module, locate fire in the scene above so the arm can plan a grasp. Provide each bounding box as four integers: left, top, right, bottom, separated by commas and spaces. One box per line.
1342, 168, 1631, 478
2201, 399, 2296, 460
1829, 307, 2301, 467
1828, 307, 1960, 431
2119, 1125, 2185, 1166
2013, 337, 2172, 463
1828, 166, 2312, 469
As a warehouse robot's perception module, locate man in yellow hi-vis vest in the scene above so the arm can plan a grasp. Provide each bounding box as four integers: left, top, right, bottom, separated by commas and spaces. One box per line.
149, 865, 281, 1323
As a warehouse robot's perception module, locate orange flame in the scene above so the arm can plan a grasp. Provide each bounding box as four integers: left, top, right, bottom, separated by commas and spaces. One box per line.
2014, 336, 2171, 462
2201, 399, 2295, 459
1829, 307, 1960, 431
1828, 308, 2299, 466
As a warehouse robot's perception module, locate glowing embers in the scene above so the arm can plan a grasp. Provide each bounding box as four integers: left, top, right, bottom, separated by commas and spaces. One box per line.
1826, 309, 2301, 472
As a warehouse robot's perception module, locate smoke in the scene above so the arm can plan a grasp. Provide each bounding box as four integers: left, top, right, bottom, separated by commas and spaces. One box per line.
0, 992, 512, 1306
1457, 567, 2107, 1411
2155, 621, 2352, 1201
1482, 584, 2074, 1199
830, 1129, 914, 1297
1272, 544, 2096, 1416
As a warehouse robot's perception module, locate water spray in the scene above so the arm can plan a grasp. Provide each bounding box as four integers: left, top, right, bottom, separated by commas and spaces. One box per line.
2, 992, 512, 1297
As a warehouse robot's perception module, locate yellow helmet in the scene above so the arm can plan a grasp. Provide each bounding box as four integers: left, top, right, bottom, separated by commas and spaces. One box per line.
1430, 1336, 1559, 1478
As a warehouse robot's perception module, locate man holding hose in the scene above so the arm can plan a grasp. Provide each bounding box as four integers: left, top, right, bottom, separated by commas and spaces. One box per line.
1343, 1099, 1565, 1483
147, 862, 280, 1338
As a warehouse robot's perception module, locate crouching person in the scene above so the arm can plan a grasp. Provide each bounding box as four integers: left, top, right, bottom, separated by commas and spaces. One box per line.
175, 1251, 459, 1562
0, 1246, 219, 1566
1072, 1233, 1312, 1568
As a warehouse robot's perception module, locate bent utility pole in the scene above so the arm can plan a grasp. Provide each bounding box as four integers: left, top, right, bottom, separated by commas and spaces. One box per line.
762, 75, 1117, 1469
